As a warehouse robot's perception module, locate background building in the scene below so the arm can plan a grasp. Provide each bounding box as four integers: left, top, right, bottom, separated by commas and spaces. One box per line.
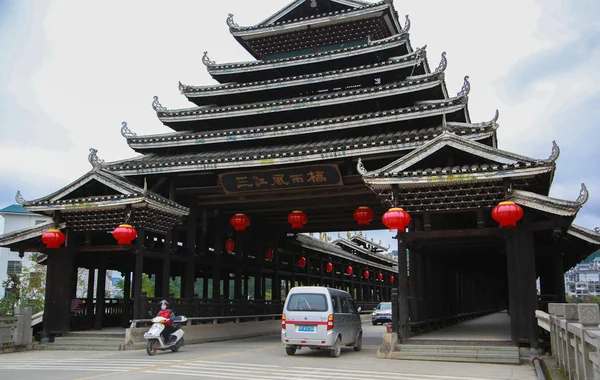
0, 205, 51, 298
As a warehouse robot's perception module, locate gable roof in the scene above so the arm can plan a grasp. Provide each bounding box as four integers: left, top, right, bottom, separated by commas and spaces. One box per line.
17, 166, 188, 216
257, 0, 370, 27
361, 131, 559, 177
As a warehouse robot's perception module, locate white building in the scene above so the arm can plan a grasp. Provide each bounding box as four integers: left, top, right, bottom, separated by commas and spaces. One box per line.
0, 205, 51, 298
565, 257, 600, 297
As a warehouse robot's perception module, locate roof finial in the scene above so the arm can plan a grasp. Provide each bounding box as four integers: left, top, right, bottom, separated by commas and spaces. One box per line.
143, 177, 148, 194
357, 158, 368, 175
492, 109, 499, 123
152, 96, 166, 112
120, 121, 136, 138
15, 191, 25, 205
546, 140, 560, 163
435, 51, 447, 73
202, 51, 216, 67
457, 75, 470, 97
88, 148, 105, 169
226, 13, 239, 30
577, 183, 589, 205
403, 15, 410, 33
178, 81, 186, 93
595, 227, 600, 233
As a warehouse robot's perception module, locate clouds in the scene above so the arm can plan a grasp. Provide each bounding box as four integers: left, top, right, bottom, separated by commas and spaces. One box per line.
0, 0, 598, 243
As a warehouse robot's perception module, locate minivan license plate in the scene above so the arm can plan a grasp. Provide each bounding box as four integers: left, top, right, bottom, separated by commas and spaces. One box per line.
297, 325, 315, 332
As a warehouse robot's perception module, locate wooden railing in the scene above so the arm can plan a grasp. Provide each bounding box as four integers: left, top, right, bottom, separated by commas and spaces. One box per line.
537, 302, 600, 380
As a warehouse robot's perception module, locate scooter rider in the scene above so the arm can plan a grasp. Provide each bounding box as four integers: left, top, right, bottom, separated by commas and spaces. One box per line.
157, 300, 176, 342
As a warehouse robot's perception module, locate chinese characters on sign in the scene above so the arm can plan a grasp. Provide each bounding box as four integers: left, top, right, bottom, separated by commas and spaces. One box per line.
219, 164, 343, 193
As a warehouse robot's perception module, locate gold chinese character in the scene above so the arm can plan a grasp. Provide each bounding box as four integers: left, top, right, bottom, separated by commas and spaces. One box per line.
271, 174, 289, 186
236, 176, 253, 189
289, 174, 304, 184
306, 171, 326, 183
253, 176, 268, 187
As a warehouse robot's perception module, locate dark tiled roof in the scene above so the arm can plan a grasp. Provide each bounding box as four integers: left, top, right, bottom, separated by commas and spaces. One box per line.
132, 97, 475, 148
296, 234, 397, 272
159, 72, 444, 121
182, 51, 420, 95
208, 34, 407, 71
233, 0, 387, 32
21, 168, 188, 215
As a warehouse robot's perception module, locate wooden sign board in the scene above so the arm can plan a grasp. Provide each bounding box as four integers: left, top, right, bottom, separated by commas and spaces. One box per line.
219, 164, 344, 193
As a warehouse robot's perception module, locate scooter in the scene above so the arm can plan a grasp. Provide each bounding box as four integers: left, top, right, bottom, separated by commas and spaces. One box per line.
144, 315, 187, 355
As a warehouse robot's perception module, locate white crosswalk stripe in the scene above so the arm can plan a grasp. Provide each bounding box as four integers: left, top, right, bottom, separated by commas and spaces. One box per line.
147, 360, 505, 380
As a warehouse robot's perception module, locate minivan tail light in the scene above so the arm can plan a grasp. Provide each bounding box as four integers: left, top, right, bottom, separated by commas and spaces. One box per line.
327, 314, 334, 330
282, 314, 286, 330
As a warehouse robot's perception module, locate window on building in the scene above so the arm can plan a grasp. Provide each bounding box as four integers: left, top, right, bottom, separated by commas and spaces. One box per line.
7, 260, 22, 274
35, 220, 46, 225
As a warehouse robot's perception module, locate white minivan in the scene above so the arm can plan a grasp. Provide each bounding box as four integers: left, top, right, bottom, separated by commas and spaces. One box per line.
281, 286, 363, 357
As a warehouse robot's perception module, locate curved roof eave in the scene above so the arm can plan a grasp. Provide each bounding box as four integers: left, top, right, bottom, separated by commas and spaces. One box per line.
132, 101, 467, 150
205, 34, 407, 75
182, 51, 421, 98
158, 74, 444, 123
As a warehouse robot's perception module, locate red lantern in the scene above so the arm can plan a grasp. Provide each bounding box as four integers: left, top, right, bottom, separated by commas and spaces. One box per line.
363, 270, 370, 279
325, 262, 333, 273
288, 210, 308, 229
353, 206, 374, 225
230, 213, 250, 231
225, 238, 235, 254
492, 201, 524, 228
265, 248, 274, 261
346, 266, 353, 275
298, 256, 307, 268
377, 272, 383, 281
42, 229, 66, 249
112, 224, 137, 245
390, 275, 395, 284
382, 207, 411, 231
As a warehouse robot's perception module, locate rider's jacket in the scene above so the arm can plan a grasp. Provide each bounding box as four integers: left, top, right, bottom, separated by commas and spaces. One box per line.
157, 309, 174, 326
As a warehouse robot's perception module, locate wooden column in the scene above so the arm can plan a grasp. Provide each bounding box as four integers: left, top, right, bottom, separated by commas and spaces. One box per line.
94, 258, 106, 330
409, 248, 419, 323
42, 246, 75, 339
133, 228, 146, 319
272, 239, 281, 302
234, 233, 243, 299
396, 234, 410, 342
505, 214, 539, 347
254, 237, 263, 300
122, 271, 131, 328
183, 207, 197, 298
161, 230, 172, 298
86, 267, 95, 329
212, 222, 223, 300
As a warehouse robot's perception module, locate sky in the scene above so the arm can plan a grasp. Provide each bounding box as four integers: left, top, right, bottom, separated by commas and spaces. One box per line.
0, 0, 599, 249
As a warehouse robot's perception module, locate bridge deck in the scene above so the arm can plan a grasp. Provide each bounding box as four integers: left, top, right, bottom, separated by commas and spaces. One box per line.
409, 311, 513, 345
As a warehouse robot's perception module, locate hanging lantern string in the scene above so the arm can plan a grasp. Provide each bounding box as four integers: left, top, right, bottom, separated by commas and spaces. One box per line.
124, 208, 132, 223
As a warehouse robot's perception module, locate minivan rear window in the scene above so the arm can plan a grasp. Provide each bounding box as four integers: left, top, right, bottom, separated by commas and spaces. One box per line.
286, 293, 328, 311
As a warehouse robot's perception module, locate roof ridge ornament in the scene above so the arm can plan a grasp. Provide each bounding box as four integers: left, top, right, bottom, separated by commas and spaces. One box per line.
357, 158, 368, 176
595, 227, 600, 233
88, 148, 105, 169
178, 81, 186, 93
152, 96, 167, 112
202, 51, 216, 67
226, 13, 239, 30
457, 76, 470, 97
120, 121, 137, 138
403, 15, 410, 33
546, 140, 560, 163
577, 183, 589, 205
435, 52, 447, 73
15, 191, 26, 205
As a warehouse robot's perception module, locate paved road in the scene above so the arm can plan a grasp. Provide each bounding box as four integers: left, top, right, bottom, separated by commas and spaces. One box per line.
0, 323, 538, 380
